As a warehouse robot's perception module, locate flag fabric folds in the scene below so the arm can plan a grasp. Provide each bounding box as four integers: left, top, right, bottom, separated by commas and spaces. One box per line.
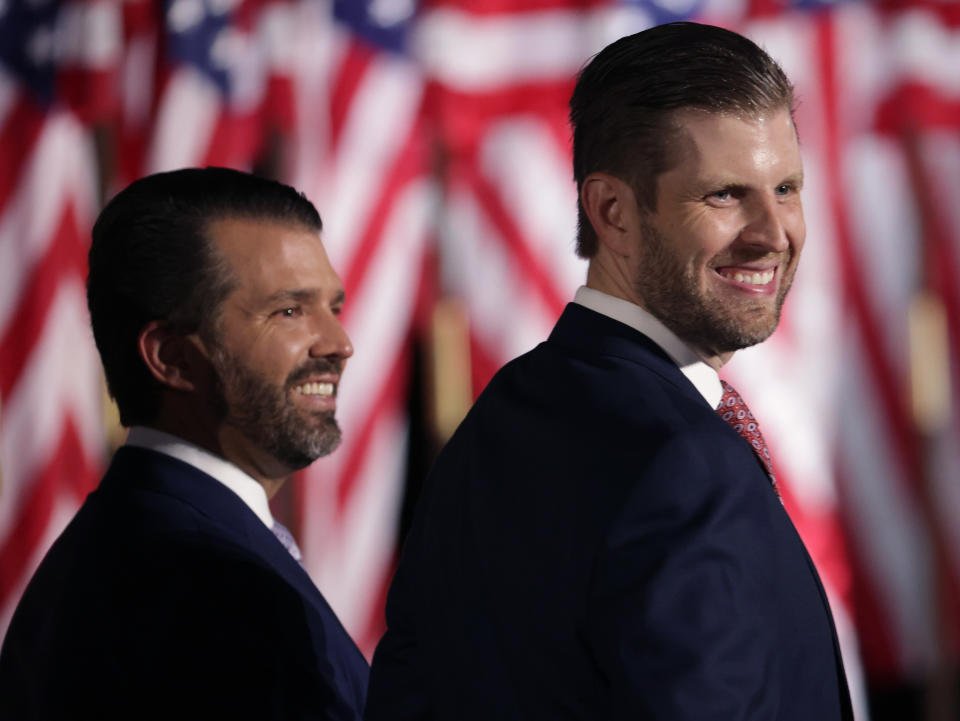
0, 0, 115, 637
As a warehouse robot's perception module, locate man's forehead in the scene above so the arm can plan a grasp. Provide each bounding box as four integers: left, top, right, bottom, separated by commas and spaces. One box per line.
671, 104, 794, 135
206, 216, 340, 300
207, 215, 320, 250
207, 217, 328, 274
671, 108, 800, 165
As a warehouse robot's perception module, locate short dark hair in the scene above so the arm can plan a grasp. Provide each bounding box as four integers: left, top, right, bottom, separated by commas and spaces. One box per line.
87, 166, 323, 427
570, 22, 795, 257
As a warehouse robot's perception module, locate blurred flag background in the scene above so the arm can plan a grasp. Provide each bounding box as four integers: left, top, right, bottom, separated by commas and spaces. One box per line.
2, 1, 959, 719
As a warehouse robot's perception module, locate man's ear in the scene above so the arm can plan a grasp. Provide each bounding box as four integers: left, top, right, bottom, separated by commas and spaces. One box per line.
137, 321, 205, 392
580, 172, 640, 257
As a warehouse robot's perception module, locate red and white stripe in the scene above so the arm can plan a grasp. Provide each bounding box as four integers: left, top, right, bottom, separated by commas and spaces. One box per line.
0, 67, 107, 638
817, 2, 959, 685
726, 2, 960, 704
286, 9, 435, 656
412, 1, 598, 389
143, 0, 269, 174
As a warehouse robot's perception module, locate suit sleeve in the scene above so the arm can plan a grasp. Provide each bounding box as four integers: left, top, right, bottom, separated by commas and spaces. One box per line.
582, 426, 781, 720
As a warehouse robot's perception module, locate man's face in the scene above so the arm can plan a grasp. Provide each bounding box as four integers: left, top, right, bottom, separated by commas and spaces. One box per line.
205, 217, 353, 473
632, 108, 805, 360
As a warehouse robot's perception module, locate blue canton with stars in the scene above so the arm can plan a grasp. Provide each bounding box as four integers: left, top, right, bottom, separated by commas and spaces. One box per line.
333, 0, 417, 55
164, 0, 234, 95
0, 0, 60, 106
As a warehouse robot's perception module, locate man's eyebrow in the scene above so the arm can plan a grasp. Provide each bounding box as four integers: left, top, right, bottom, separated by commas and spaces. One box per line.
692, 179, 749, 195
264, 288, 316, 306
692, 176, 740, 190
262, 288, 346, 306
695, 172, 804, 193
781, 171, 804, 187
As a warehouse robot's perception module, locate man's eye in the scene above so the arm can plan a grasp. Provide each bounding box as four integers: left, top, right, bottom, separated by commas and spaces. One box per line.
775, 184, 793, 196
273, 307, 301, 318
706, 189, 733, 204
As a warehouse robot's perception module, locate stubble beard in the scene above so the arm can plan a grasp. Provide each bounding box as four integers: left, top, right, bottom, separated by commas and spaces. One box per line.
634, 220, 795, 356
208, 345, 343, 471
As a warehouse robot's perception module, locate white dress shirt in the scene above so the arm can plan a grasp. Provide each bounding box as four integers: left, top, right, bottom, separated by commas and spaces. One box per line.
124, 426, 275, 529
574, 286, 723, 409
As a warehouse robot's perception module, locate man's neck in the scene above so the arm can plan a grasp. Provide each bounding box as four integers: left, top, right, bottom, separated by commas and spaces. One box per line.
573, 285, 725, 409
146, 413, 289, 499
584, 267, 732, 370
125, 426, 277, 527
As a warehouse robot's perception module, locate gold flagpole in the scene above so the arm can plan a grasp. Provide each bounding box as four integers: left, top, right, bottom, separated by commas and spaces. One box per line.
904, 133, 958, 721
427, 297, 473, 445
910, 291, 957, 721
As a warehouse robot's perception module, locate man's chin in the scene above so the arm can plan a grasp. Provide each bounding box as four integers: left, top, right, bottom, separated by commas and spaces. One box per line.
677, 310, 781, 356
277, 453, 321, 472
276, 418, 343, 469
715, 323, 779, 353
272, 443, 336, 472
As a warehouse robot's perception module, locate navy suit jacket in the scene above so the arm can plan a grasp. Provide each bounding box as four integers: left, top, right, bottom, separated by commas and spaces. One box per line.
0, 446, 368, 719
366, 303, 853, 720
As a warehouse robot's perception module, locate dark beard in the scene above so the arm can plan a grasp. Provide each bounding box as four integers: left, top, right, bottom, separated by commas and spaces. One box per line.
634, 219, 793, 355
209, 348, 343, 470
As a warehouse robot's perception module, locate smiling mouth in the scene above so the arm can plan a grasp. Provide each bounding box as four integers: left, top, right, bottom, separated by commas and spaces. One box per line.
716, 267, 776, 287
293, 382, 335, 397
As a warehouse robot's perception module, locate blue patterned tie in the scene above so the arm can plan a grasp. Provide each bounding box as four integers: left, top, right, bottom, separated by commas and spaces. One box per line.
271, 521, 303, 564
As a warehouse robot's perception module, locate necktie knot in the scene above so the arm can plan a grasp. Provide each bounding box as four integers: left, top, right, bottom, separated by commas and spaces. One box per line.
271, 520, 303, 564
716, 380, 779, 497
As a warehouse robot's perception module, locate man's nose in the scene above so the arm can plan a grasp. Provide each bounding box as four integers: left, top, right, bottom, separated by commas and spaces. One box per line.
309, 313, 354, 361
740, 195, 790, 252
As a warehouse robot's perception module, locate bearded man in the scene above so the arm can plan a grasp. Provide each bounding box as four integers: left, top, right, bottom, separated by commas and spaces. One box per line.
366, 22, 854, 721
0, 167, 368, 719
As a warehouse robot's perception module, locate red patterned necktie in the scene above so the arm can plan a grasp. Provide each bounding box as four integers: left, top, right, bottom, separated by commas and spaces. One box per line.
716, 380, 780, 498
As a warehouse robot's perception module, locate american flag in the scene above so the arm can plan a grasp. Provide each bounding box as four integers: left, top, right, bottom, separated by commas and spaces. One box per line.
286, 0, 435, 655
3, 1, 960, 718
0, 0, 116, 635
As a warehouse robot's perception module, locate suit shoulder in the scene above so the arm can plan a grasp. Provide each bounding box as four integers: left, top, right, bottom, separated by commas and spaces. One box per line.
0, 522, 353, 720
463, 336, 716, 460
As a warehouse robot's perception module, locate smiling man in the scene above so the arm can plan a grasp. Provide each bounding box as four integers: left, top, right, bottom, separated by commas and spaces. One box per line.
0, 168, 368, 719
366, 23, 853, 721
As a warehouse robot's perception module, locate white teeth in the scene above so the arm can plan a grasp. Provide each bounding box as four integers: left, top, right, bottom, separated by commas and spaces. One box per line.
295, 382, 334, 397
726, 270, 774, 285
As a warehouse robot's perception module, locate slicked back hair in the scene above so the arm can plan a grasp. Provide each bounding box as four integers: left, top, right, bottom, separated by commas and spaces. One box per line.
87, 166, 323, 427
570, 22, 795, 258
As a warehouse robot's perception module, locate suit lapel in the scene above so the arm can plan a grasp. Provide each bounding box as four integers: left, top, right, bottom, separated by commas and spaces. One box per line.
100, 447, 331, 617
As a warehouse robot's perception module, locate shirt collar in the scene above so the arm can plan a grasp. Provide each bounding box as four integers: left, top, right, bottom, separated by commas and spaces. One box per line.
574, 286, 723, 409
124, 426, 275, 529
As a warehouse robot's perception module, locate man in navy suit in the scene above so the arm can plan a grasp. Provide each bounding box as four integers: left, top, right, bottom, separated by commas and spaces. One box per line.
0, 167, 368, 719
366, 22, 853, 720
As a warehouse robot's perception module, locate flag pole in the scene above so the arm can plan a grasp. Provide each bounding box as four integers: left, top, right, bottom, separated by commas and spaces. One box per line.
427, 297, 472, 445
903, 133, 958, 721
909, 291, 957, 721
